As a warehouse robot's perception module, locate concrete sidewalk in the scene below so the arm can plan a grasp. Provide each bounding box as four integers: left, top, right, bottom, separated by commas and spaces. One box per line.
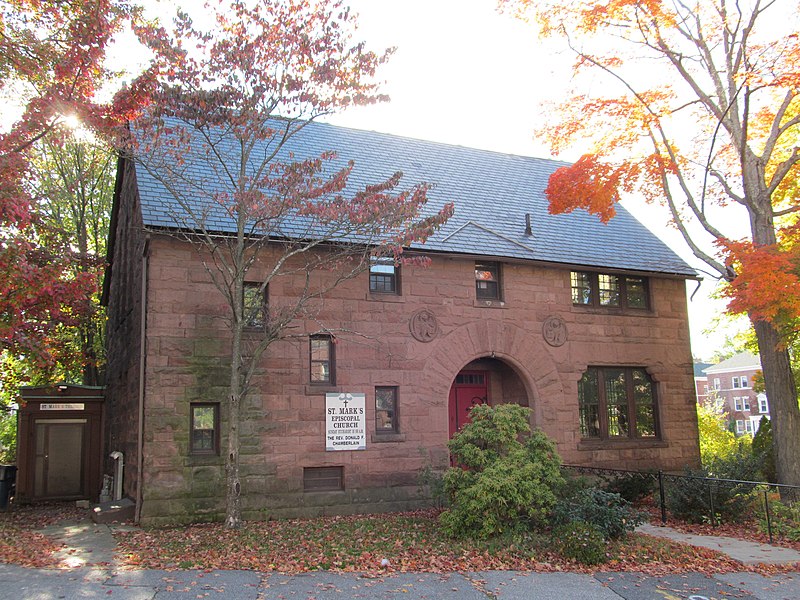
637, 523, 800, 566
0, 564, 799, 599
5, 515, 797, 599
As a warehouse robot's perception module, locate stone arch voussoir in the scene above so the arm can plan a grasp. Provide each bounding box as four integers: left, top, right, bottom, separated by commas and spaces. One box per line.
424, 320, 564, 428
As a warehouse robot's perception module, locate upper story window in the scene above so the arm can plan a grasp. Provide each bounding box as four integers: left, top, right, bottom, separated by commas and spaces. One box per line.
571, 271, 649, 309
732, 376, 741, 389
578, 366, 658, 440
734, 397, 743, 411
369, 256, 399, 294
310, 334, 335, 384
243, 282, 267, 329
759, 397, 769, 413
475, 262, 501, 300
713, 378, 721, 390
741, 375, 749, 388
190, 403, 219, 455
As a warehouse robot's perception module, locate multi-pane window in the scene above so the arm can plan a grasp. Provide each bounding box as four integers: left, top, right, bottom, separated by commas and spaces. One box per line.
369, 257, 399, 294
475, 262, 501, 300
734, 397, 743, 411
190, 403, 219, 455
741, 375, 749, 388
243, 282, 267, 329
310, 335, 334, 384
745, 420, 754, 434
736, 419, 744, 434
743, 397, 751, 411
759, 397, 769, 413
578, 367, 657, 440
571, 271, 592, 305
713, 378, 721, 390
732, 376, 741, 389
375, 386, 398, 433
570, 271, 649, 309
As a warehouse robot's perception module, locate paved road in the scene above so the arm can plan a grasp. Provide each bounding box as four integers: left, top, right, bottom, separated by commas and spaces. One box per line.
1, 565, 798, 599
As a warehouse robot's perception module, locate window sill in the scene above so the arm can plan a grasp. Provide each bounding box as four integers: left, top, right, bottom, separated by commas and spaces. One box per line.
305, 384, 339, 395
577, 438, 667, 451
473, 299, 506, 309
371, 433, 406, 443
186, 453, 222, 466
571, 305, 653, 316
368, 293, 405, 303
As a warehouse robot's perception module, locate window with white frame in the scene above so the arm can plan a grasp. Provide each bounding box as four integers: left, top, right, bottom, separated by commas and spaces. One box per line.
745, 420, 754, 434
732, 376, 741, 389
743, 397, 751, 411
713, 378, 721, 390
734, 397, 743, 411
735, 419, 744, 434
759, 396, 769, 413
741, 375, 749, 388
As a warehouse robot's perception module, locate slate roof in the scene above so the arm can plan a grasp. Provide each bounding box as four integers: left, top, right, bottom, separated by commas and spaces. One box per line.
693, 362, 713, 378
134, 119, 696, 277
704, 351, 761, 373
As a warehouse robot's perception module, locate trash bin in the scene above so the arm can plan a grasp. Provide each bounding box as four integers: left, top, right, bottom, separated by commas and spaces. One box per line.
0, 465, 17, 510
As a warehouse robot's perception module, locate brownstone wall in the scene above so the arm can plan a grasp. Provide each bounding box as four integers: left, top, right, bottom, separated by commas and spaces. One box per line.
103, 159, 147, 501
135, 237, 701, 525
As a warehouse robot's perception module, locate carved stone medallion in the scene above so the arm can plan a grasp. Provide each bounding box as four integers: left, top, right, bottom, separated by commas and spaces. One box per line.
410, 309, 439, 342
542, 315, 567, 347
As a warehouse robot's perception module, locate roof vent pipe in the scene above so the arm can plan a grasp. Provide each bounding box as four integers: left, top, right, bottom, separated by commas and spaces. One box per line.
524, 213, 532, 236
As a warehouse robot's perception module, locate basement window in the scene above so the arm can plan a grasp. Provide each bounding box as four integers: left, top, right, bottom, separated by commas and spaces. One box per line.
303, 466, 344, 492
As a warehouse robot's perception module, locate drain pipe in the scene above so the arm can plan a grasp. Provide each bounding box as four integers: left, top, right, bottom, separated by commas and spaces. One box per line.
109, 451, 124, 501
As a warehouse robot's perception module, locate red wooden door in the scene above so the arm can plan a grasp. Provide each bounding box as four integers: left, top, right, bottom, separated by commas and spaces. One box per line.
448, 371, 489, 437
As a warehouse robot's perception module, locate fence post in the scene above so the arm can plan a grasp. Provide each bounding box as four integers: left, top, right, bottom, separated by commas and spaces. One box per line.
708, 480, 716, 527
658, 470, 666, 524
764, 488, 773, 544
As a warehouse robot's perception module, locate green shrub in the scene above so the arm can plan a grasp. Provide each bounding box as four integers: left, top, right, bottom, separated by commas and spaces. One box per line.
759, 500, 800, 541
553, 521, 608, 565
603, 472, 656, 503
439, 404, 564, 539
552, 488, 645, 539
558, 473, 594, 499
417, 461, 446, 509
663, 454, 760, 524
751, 417, 776, 483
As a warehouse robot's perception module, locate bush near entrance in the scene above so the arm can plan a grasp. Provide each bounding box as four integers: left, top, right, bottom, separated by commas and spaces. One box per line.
439, 403, 564, 539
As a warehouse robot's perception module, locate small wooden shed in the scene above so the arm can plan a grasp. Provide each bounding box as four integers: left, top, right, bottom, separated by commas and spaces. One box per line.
16, 384, 104, 503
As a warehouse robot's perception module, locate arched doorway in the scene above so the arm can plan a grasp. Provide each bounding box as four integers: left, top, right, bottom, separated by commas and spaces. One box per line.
447, 357, 530, 438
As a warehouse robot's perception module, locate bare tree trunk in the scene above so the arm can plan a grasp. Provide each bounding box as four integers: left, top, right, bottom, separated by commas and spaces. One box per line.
753, 320, 800, 498
225, 390, 242, 528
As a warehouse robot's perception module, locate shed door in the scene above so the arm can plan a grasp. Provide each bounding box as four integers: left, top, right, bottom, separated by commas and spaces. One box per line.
34, 419, 86, 498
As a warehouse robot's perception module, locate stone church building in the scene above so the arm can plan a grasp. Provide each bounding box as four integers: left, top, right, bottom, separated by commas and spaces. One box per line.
103, 120, 701, 525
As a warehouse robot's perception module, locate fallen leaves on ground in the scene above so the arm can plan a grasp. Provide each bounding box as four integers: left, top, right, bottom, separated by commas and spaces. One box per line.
0, 503, 84, 568
114, 509, 748, 575
2, 504, 796, 575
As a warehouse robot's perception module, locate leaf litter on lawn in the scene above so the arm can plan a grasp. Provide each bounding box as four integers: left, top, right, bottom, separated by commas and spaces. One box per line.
113, 509, 763, 575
